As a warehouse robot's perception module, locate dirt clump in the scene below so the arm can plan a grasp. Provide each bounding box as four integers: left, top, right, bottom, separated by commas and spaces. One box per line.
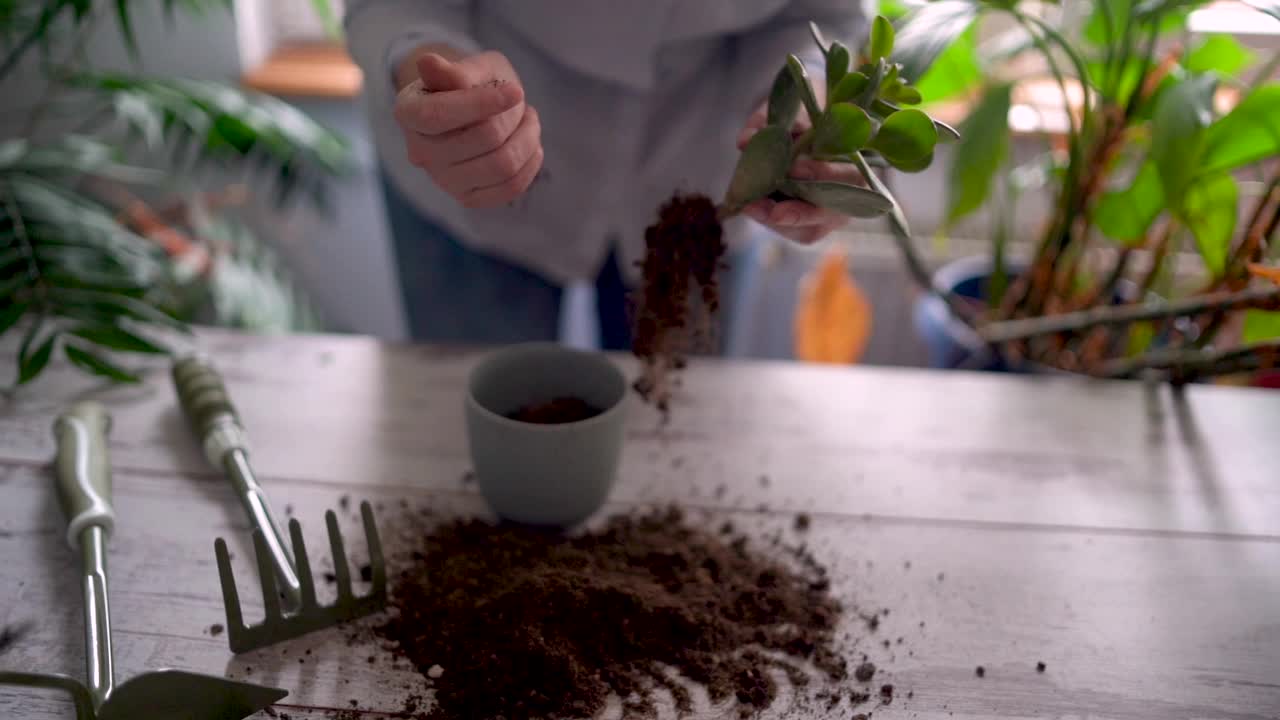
631, 193, 726, 419
506, 396, 603, 424
374, 505, 849, 719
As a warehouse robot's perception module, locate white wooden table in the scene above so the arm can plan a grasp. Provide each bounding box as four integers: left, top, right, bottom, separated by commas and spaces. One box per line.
1, 329, 1278, 719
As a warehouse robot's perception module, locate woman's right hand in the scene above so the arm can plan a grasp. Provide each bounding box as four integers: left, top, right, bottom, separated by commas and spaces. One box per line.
394, 51, 543, 209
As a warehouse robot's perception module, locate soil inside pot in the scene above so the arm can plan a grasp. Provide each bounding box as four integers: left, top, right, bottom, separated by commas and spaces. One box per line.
373, 505, 854, 719
506, 396, 603, 424
631, 193, 726, 419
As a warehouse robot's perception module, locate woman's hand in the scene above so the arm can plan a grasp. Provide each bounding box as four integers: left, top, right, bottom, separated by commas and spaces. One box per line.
394, 50, 544, 209
735, 104, 860, 245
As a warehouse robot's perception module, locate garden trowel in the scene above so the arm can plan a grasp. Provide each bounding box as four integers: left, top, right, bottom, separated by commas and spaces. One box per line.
0, 402, 287, 720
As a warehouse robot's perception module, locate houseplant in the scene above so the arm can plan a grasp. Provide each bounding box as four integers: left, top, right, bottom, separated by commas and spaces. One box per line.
885, 0, 1280, 383
1, 0, 349, 387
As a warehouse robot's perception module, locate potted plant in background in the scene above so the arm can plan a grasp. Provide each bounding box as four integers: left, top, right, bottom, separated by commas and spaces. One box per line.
1, 0, 349, 388
880, 0, 1280, 384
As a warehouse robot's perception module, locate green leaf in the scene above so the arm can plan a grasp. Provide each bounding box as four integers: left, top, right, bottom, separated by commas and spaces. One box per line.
870, 15, 895, 62
0, 300, 28, 336
1126, 322, 1157, 357
724, 125, 792, 211
48, 288, 189, 333
1150, 73, 1217, 207
826, 42, 850, 96
808, 21, 829, 54
1243, 310, 1280, 342
766, 65, 802, 129
1093, 160, 1164, 245
786, 55, 823, 123
18, 331, 56, 385
778, 180, 894, 218
114, 0, 138, 60
813, 104, 873, 156
912, 25, 981, 104
945, 83, 1011, 226
829, 72, 870, 105
1184, 34, 1256, 77
64, 343, 140, 383
1241, 0, 1280, 21
891, 0, 979, 84
1200, 84, 1280, 176
68, 324, 168, 354
1181, 172, 1237, 277
885, 83, 923, 105
889, 149, 934, 173
873, 109, 938, 167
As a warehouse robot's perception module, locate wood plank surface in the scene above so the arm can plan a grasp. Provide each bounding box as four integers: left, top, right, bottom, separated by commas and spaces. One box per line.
2, 329, 1279, 718
1, 330, 1278, 539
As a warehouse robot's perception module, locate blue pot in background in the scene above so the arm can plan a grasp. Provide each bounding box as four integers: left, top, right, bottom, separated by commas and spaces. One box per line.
913, 256, 1018, 371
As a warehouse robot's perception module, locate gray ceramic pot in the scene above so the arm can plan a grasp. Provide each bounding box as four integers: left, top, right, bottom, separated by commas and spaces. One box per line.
465, 342, 628, 527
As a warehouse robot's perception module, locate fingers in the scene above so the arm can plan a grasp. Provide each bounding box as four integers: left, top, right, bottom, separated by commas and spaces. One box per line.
743, 198, 848, 245
790, 157, 864, 184
395, 81, 524, 136
409, 102, 525, 167
737, 105, 768, 149
462, 146, 545, 208
442, 106, 541, 194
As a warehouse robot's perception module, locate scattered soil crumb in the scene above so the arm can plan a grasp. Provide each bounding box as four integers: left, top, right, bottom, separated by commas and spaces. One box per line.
855, 662, 876, 682
794, 513, 811, 532
338, 495, 350, 511
208, 623, 223, 637
879, 683, 894, 703
975, 666, 986, 678
1037, 661, 1046, 673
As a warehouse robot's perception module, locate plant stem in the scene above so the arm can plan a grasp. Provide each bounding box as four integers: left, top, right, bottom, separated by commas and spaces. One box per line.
852, 152, 976, 326
1097, 339, 1280, 380
980, 286, 1280, 343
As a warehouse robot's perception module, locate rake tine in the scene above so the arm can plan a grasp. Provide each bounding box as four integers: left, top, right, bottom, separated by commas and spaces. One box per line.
214, 538, 245, 634
289, 518, 318, 612
253, 530, 283, 621
326, 510, 354, 604
360, 501, 387, 598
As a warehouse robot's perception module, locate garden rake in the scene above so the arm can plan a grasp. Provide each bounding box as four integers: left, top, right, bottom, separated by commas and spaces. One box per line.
0, 402, 288, 720
171, 354, 387, 654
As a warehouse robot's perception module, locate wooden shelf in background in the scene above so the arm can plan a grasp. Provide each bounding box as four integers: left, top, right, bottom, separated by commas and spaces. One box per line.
242, 42, 363, 99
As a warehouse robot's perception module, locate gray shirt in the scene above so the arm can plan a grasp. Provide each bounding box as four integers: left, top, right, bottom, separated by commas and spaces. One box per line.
345, 0, 869, 284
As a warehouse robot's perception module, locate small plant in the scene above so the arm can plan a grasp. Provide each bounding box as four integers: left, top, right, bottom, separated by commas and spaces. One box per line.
631, 16, 959, 414
887, 0, 1280, 382
719, 15, 958, 227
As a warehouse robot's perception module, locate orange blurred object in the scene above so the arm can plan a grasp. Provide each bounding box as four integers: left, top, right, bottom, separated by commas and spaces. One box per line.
794, 248, 872, 364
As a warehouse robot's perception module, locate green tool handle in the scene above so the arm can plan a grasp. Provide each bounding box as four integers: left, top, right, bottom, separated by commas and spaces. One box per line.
52, 402, 114, 550
172, 354, 240, 436
172, 354, 249, 465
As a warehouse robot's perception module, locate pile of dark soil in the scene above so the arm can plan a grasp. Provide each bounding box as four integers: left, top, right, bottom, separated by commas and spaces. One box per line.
506, 396, 602, 424
374, 506, 848, 719
631, 194, 726, 418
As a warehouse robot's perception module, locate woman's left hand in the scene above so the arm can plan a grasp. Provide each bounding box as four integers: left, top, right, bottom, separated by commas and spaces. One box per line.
735, 104, 862, 246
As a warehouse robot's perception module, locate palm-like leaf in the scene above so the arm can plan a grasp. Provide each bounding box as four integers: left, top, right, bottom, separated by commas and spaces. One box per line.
1, 136, 181, 386
79, 73, 352, 208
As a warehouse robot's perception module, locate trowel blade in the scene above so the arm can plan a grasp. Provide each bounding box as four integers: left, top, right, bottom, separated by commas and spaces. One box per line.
97, 669, 287, 720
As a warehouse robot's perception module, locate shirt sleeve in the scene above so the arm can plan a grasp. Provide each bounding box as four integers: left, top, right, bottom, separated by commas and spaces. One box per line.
343, 0, 481, 95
